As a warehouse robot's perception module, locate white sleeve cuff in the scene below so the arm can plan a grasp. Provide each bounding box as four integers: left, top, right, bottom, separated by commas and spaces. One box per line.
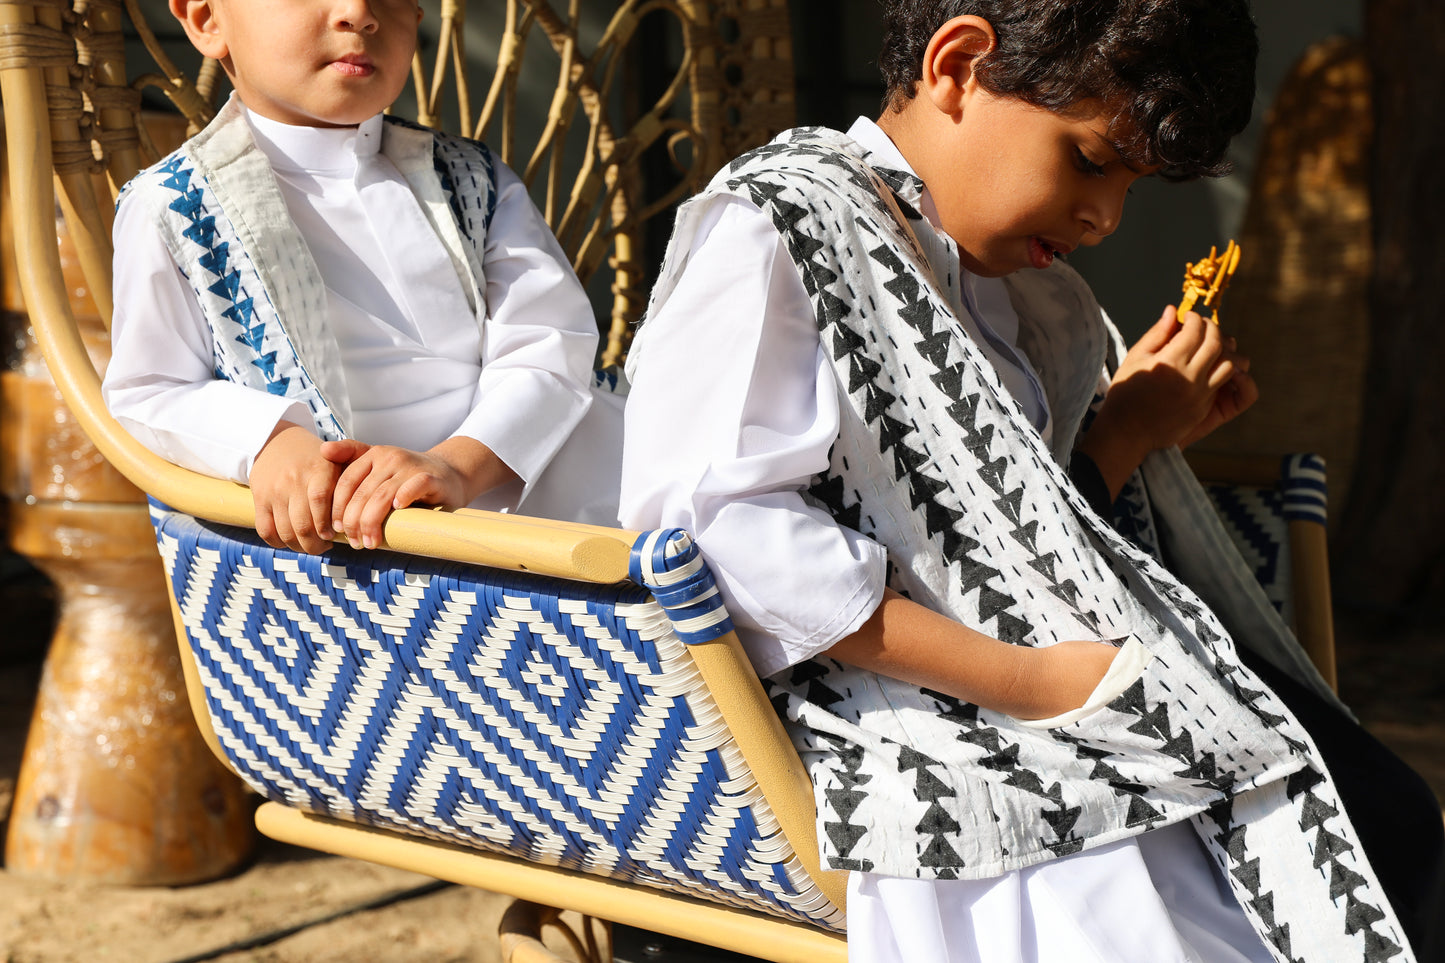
1014, 637, 1153, 729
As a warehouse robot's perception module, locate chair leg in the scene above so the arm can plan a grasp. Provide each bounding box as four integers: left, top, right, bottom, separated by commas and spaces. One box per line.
499, 900, 612, 963
1288, 518, 1339, 691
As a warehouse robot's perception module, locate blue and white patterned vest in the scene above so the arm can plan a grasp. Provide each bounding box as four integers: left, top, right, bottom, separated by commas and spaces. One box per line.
118, 97, 498, 441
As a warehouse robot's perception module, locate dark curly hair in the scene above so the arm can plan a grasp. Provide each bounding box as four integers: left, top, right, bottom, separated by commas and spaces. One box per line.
878, 0, 1258, 180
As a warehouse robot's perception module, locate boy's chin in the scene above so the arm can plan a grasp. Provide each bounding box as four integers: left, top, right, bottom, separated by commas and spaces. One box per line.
955, 254, 1014, 279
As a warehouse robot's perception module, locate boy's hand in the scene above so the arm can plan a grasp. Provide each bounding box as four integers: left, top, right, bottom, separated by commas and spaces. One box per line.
323, 437, 518, 550
250, 423, 342, 555
1176, 337, 1260, 449
1078, 306, 1258, 496
1108, 306, 1255, 447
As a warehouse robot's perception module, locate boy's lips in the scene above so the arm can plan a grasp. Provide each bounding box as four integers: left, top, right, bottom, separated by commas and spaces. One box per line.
330, 54, 375, 77
1028, 236, 1073, 269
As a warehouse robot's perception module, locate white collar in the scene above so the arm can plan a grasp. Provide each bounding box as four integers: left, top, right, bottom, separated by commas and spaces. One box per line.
844, 116, 943, 229
243, 101, 384, 175
845, 118, 1028, 389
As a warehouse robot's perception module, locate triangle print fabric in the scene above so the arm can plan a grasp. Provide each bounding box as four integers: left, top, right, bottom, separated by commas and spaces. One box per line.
118, 106, 497, 443
647, 127, 1413, 962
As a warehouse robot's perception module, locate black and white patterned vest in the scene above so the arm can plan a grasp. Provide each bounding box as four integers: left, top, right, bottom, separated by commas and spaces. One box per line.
647, 127, 1413, 962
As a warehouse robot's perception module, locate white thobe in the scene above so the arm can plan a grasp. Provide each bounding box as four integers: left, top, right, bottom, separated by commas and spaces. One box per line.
104, 106, 599, 516
619, 117, 1271, 963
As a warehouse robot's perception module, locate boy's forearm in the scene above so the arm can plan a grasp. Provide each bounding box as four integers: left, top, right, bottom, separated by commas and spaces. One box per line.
824, 589, 1113, 719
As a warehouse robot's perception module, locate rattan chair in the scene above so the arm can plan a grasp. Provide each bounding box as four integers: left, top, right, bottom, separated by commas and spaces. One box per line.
0, 0, 1340, 958
0, 0, 847, 959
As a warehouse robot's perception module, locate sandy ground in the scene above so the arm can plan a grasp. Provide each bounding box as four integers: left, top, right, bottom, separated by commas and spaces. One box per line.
2, 565, 1442, 963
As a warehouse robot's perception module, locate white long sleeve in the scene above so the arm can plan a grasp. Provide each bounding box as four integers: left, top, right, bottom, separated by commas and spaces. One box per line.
456, 158, 596, 496
620, 195, 888, 677
106, 199, 312, 482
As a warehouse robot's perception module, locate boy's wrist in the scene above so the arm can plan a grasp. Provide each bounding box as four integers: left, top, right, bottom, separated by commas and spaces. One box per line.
430, 436, 519, 504
255, 421, 321, 464
1077, 406, 1156, 500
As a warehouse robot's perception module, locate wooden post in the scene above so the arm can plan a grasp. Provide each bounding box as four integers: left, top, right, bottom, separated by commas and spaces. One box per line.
1, 137, 256, 884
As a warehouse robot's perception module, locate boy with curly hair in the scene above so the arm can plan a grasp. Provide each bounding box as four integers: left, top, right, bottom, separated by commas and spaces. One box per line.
622, 2, 1443, 960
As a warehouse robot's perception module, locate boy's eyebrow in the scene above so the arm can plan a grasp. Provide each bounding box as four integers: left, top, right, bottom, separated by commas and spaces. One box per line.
1094, 132, 1144, 174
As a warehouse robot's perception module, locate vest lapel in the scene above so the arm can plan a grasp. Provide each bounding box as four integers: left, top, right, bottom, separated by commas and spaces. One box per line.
381, 119, 484, 320
184, 97, 353, 434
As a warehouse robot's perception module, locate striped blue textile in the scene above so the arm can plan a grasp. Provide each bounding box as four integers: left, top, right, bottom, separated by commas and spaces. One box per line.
629, 529, 734, 645
1280, 453, 1328, 525
1201, 453, 1328, 624
147, 500, 843, 931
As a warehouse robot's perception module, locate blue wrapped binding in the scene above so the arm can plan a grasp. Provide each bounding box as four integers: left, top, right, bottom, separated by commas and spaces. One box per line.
629, 529, 735, 645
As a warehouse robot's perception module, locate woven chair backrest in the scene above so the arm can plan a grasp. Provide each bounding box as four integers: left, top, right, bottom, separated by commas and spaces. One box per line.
150, 500, 846, 931
1199, 453, 1328, 630
0, 0, 845, 929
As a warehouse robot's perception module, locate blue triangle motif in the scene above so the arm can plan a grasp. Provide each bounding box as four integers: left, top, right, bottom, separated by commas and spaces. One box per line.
198, 242, 231, 279
251, 351, 279, 378
221, 297, 256, 330
181, 212, 218, 248
232, 322, 266, 353
160, 164, 192, 195
168, 189, 204, 220
208, 271, 242, 302
265, 377, 292, 396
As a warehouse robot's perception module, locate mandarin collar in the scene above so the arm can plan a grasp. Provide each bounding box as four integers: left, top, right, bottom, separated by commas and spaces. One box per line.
844, 116, 939, 228
244, 104, 384, 175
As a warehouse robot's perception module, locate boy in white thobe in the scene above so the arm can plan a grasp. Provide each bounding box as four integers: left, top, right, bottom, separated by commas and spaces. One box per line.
620, 3, 1444, 961
105, 0, 610, 553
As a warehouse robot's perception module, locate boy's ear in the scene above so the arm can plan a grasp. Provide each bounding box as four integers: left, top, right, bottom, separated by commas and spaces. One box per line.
169, 0, 229, 62
920, 15, 997, 116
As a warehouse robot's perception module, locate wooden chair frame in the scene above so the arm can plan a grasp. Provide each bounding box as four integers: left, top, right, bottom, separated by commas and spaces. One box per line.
1184, 449, 1338, 691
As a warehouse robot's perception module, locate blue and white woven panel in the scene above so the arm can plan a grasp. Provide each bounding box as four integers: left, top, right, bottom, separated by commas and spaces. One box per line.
149, 502, 843, 931
1204, 480, 1292, 620
1201, 454, 1328, 626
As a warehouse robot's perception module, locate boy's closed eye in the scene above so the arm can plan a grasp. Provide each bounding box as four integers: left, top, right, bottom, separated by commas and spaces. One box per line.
1074, 147, 1108, 177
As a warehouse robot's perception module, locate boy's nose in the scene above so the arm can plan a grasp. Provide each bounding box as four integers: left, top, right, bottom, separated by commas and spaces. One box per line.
335, 0, 380, 32
1080, 183, 1128, 239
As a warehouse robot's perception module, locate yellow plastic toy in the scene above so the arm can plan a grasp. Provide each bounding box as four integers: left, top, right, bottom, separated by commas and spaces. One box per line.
1178, 240, 1242, 323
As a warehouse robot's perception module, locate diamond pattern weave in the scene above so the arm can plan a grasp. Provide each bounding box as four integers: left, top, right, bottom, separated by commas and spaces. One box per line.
149, 501, 843, 930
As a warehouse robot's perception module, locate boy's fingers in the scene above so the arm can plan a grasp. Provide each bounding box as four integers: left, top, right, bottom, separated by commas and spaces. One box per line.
392, 474, 432, 511
320, 438, 370, 465
308, 478, 336, 542
1186, 319, 1225, 378
1165, 309, 1208, 362
1139, 305, 1181, 351
288, 497, 328, 555
1232, 370, 1260, 413
343, 474, 391, 549
270, 506, 298, 552
1206, 357, 1237, 390
358, 482, 401, 549
255, 505, 283, 549
332, 459, 375, 540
